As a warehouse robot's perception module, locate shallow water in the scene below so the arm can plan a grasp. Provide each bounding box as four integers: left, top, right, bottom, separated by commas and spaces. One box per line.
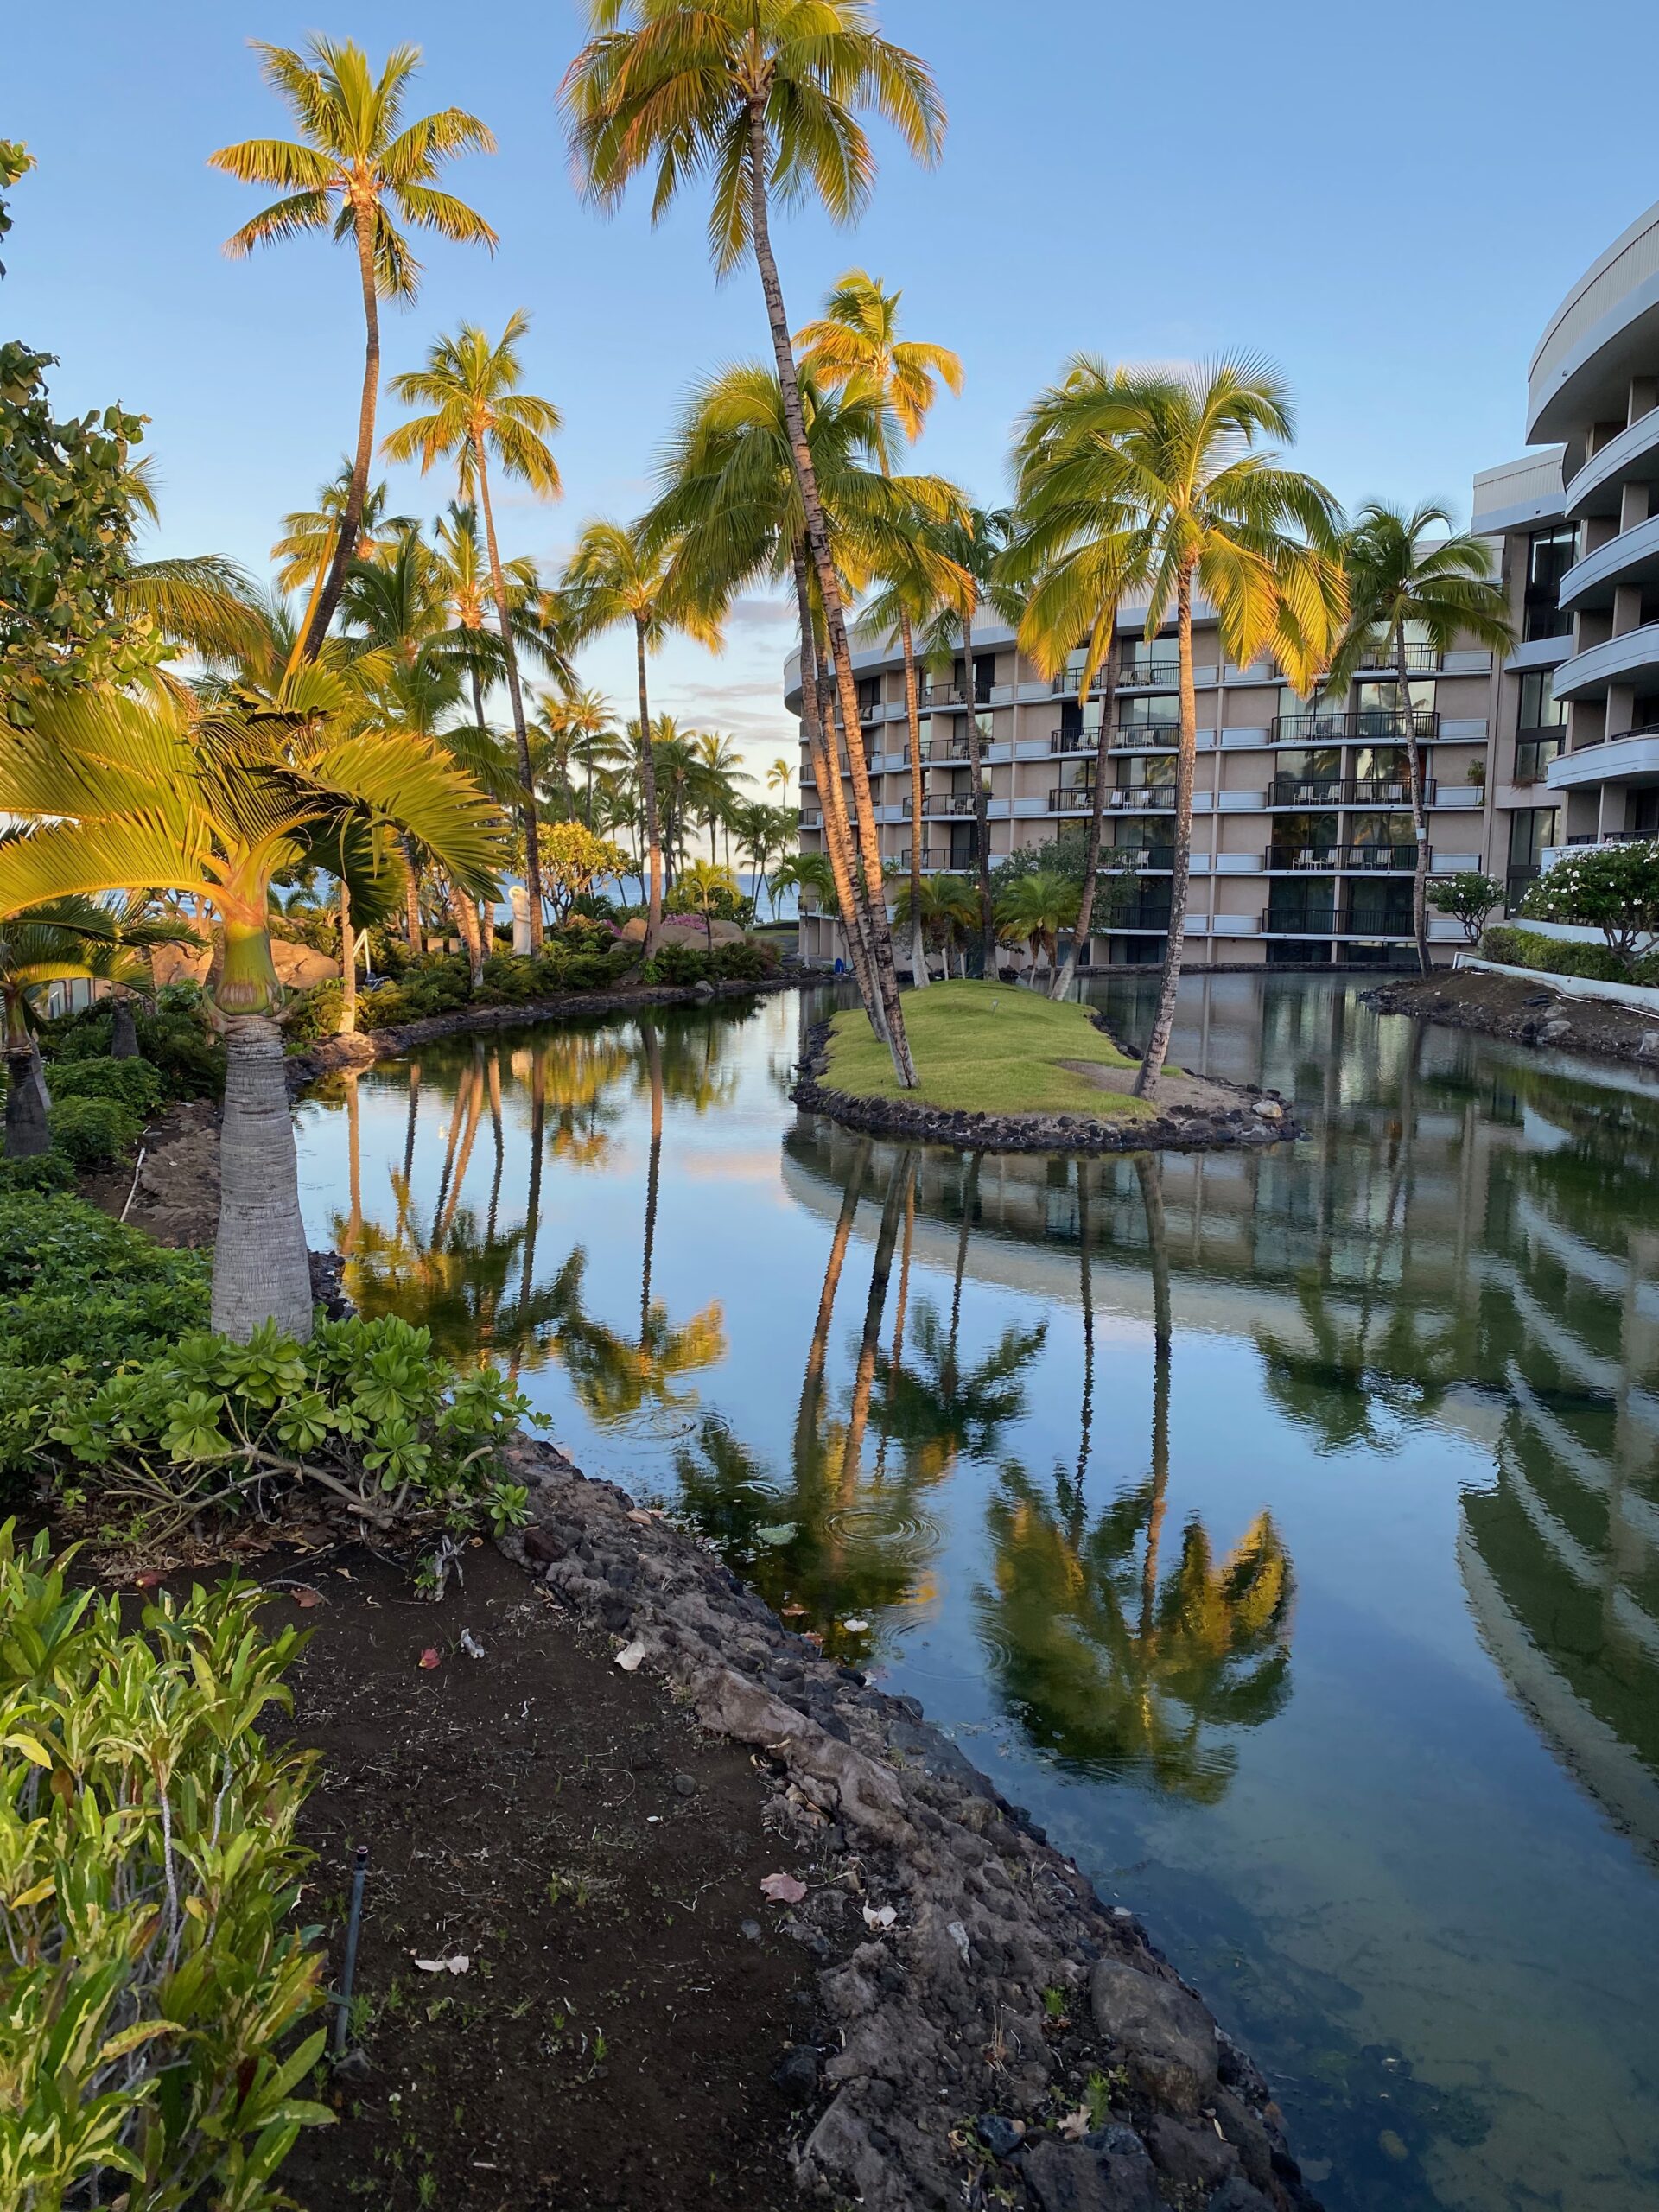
294, 974, 1659, 2212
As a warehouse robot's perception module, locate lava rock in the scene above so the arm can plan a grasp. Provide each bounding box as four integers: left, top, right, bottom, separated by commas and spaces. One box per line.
1205, 2177, 1277, 2211
522, 1525, 564, 1564
976, 2114, 1025, 2160
1145, 2113, 1242, 2190
1090, 1958, 1220, 2114
1019, 2134, 1160, 2212
772, 2044, 820, 2099
673, 1771, 698, 1797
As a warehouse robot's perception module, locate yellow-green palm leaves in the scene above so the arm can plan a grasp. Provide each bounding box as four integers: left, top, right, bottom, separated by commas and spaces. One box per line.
384, 312, 563, 502
795, 268, 962, 461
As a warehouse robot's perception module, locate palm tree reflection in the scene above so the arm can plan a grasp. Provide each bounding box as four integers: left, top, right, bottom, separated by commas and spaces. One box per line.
977, 1153, 1294, 1801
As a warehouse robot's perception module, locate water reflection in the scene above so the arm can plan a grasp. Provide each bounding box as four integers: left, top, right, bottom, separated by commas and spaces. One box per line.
292, 978, 1659, 2212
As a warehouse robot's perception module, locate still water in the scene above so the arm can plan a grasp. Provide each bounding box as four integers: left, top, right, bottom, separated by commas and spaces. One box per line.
294, 976, 1659, 2212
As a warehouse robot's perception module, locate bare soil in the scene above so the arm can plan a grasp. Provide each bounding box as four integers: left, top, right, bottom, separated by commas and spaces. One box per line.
276, 1540, 821, 2212
1057, 1058, 1240, 1114
79, 1096, 221, 1246
1366, 966, 1659, 1065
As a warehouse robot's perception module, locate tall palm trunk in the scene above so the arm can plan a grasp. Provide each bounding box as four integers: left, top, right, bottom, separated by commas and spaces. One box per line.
1135, 1154, 1173, 1637
1053, 635, 1120, 1001
798, 1135, 870, 1456
338, 877, 358, 1035
960, 609, 995, 976
900, 612, 929, 987
640, 1019, 663, 1325
510, 1046, 546, 1387
302, 202, 380, 663
842, 1150, 909, 1482
1135, 568, 1197, 1096
475, 439, 544, 953
1077, 1158, 1095, 1485
792, 544, 881, 1022
746, 103, 914, 1089
212, 1014, 315, 1342
1396, 620, 1433, 976
450, 880, 486, 988
402, 836, 423, 950
3, 1006, 49, 1158
634, 619, 664, 941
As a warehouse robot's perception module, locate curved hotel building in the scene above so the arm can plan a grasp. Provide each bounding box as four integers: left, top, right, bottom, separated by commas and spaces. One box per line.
785, 197, 1659, 968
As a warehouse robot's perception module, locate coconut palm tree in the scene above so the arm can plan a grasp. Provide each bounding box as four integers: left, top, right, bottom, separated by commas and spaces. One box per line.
562, 519, 721, 939
211, 40, 497, 662
734, 799, 793, 916
383, 313, 563, 951
797, 268, 963, 990
1327, 501, 1513, 976
562, 0, 945, 1090
766, 755, 793, 803
1020, 358, 1344, 1094
1007, 366, 1154, 999
0, 683, 504, 1339
550, 688, 628, 827
272, 468, 417, 658
771, 849, 839, 930
677, 857, 739, 950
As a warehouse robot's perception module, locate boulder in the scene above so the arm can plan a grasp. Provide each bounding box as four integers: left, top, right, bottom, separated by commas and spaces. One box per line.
1089, 1958, 1219, 2114
271, 940, 338, 988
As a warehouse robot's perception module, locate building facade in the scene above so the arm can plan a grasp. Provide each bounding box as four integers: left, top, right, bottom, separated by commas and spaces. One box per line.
785, 203, 1659, 969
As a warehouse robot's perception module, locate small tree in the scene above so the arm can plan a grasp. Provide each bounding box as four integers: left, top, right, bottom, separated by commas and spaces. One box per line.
540, 819, 628, 923
1427, 871, 1503, 945
1521, 842, 1659, 968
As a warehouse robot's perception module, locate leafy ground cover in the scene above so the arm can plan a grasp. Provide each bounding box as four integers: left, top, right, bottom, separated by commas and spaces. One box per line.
822, 979, 1158, 1118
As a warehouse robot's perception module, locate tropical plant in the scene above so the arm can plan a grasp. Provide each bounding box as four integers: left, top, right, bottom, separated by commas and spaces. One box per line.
676, 857, 740, 949
1327, 501, 1512, 973
887, 868, 976, 979
0, 1526, 331, 2212
562, 0, 946, 1088
1520, 839, 1659, 964
1428, 869, 1503, 944
541, 819, 629, 919
733, 799, 794, 914
766, 753, 793, 801
798, 267, 963, 991
771, 849, 839, 922
1007, 365, 1154, 998
563, 518, 721, 939
1017, 357, 1344, 1092
210, 37, 498, 659
384, 312, 563, 947
995, 868, 1081, 976
0, 686, 504, 1341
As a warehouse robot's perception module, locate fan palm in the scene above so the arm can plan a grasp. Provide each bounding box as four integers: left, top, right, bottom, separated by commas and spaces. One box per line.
563, 0, 946, 1088
798, 269, 962, 989
1019, 357, 1344, 1092
0, 685, 505, 1339
1007, 366, 1154, 999
1327, 500, 1513, 975
210, 37, 498, 658
384, 311, 563, 949
562, 519, 721, 936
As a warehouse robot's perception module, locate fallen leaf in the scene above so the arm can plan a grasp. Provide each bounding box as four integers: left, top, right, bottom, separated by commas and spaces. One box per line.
613, 1638, 646, 1672
460, 1629, 486, 1660
413, 1954, 471, 1975
781, 1604, 806, 1618
841, 1617, 869, 1633
418, 1648, 441, 1671
801, 1630, 823, 1648
760, 1872, 807, 1904
861, 1904, 897, 1930
334, 1567, 353, 1580
292, 1589, 319, 1609
133, 1570, 164, 1590
1057, 2106, 1090, 2142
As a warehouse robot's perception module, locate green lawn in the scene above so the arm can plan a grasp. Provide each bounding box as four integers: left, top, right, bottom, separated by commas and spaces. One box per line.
822, 980, 1157, 1120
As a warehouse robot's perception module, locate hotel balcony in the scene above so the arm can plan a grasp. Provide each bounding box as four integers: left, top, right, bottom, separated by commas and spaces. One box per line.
1264, 842, 1426, 872
1271, 709, 1440, 743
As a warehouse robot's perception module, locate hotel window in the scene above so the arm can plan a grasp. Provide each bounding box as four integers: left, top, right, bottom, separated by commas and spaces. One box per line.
1120, 693, 1179, 729
855, 674, 882, 714
1277, 687, 1346, 738
1514, 670, 1565, 783
1119, 638, 1179, 685
1523, 525, 1576, 642
1505, 807, 1558, 905
1355, 679, 1434, 735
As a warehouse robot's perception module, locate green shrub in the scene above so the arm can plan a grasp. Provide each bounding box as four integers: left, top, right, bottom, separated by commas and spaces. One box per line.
45, 991, 226, 1100
710, 939, 776, 982
46, 1093, 140, 1168
0, 1523, 329, 2211
0, 1151, 73, 1197
282, 976, 344, 1048
1478, 925, 1659, 985
48, 1313, 531, 1535
46, 1055, 165, 1115
643, 943, 711, 987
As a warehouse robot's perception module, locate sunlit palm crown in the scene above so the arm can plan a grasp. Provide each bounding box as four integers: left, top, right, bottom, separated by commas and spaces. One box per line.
383, 311, 563, 501
561, 0, 944, 273
209, 35, 498, 296
562, 517, 721, 653
1325, 499, 1512, 688
273, 474, 416, 592
794, 267, 962, 460
1008, 355, 1347, 692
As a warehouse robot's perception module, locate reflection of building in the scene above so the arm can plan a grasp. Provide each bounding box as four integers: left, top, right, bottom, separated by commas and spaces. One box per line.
786, 975, 1659, 1855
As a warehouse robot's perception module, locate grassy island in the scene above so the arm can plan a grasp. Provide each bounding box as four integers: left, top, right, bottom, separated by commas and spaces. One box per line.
821, 981, 1161, 1120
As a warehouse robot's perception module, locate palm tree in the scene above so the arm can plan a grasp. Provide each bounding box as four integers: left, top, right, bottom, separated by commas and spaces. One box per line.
1007, 366, 1154, 999
272, 468, 417, 654
550, 688, 628, 827
798, 269, 963, 993
211, 38, 497, 661
1021, 359, 1344, 1094
0, 684, 503, 1339
910, 506, 1017, 975
1327, 501, 1513, 975
771, 849, 839, 931
734, 799, 793, 916
766, 755, 793, 804
995, 869, 1080, 981
383, 313, 563, 951
563, 0, 945, 1090
562, 519, 721, 939
678, 857, 738, 950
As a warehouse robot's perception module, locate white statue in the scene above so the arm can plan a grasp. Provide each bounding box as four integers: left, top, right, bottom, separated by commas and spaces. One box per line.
510, 885, 533, 957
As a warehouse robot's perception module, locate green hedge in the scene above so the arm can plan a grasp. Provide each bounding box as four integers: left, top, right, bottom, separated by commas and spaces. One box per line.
45, 1094, 142, 1168
47, 1055, 165, 1116
285, 932, 648, 1046
43, 985, 226, 1100
1479, 925, 1659, 986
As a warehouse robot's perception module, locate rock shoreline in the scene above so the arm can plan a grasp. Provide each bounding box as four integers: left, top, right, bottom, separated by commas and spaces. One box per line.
283, 971, 802, 1090
499, 1434, 1323, 2212
790, 1017, 1302, 1156
1363, 968, 1659, 1067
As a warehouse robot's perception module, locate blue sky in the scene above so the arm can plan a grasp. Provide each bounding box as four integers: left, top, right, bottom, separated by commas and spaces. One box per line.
9, 0, 1659, 774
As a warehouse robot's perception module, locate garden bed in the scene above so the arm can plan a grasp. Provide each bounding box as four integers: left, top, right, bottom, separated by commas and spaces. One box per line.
792, 983, 1300, 1154
1364, 967, 1659, 1066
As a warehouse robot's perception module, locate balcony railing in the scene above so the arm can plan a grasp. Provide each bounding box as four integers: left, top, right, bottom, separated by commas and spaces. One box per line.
925, 735, 973, 764
799, 809, 823, 830
1265, 778, 1437, 806
1107, 845, 1173, 870
900, 846, 967, 870
918, 792, 982, 817
1117, 658, 1181, 689
1109, 898, 1174, 931
1049, 785, 1178, 813
1261, 907, 1336, 934
1265, 843, 1424, 871
1566, 829, 1651, 845
1272, 710, 1439, 742
1353, 639, 1440, 673
919, 682, 993, 708
1050, 724, 1180, 753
